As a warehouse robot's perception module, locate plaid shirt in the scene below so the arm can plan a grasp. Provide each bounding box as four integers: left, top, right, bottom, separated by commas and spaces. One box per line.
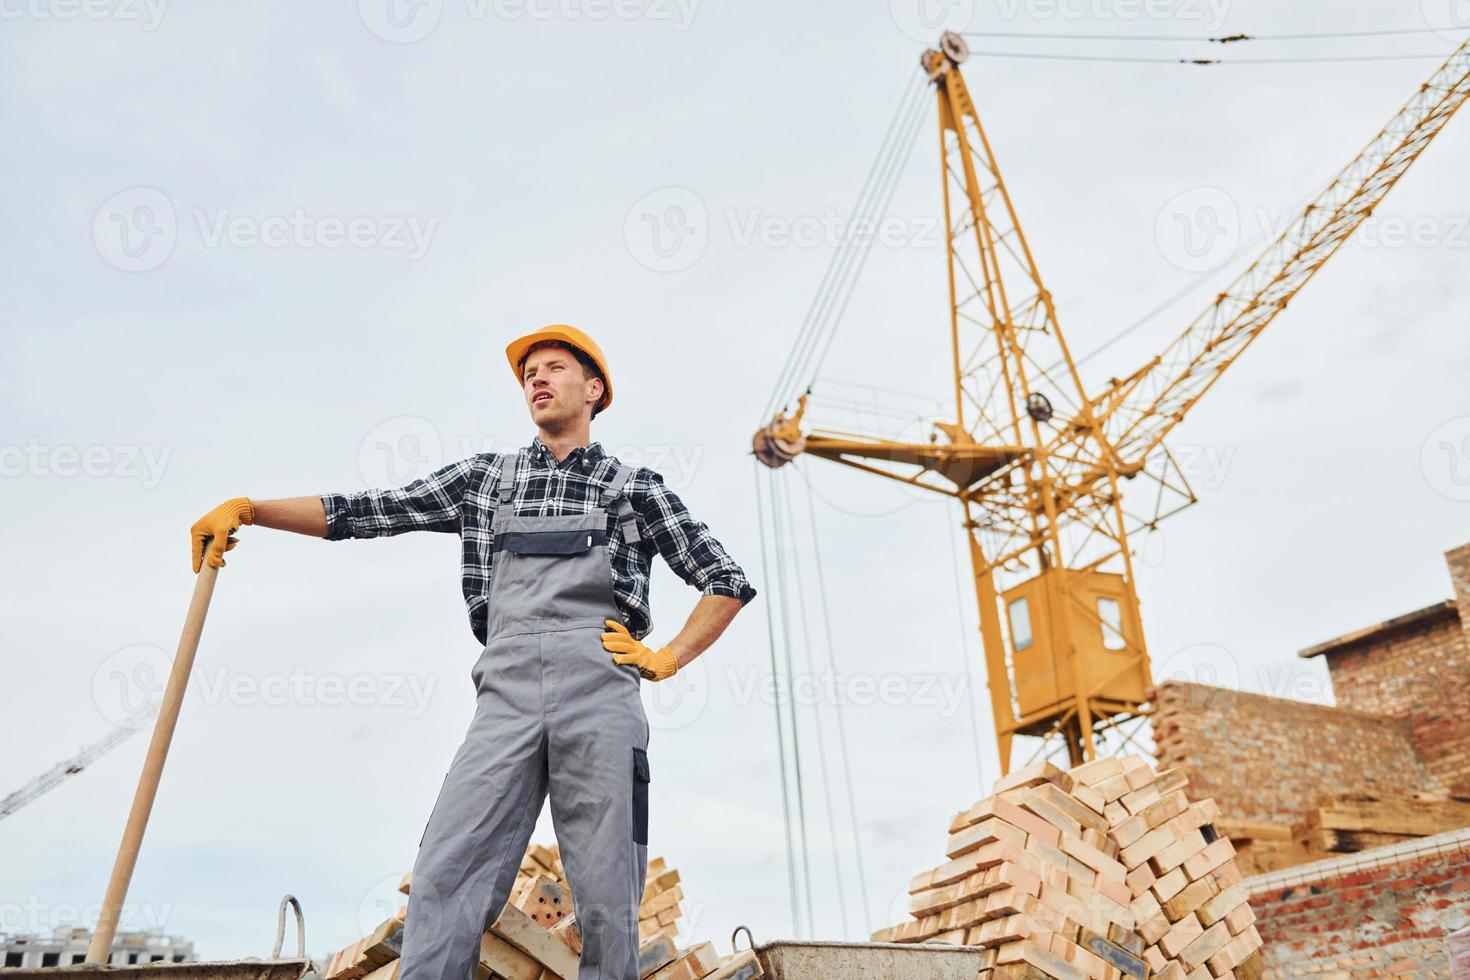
320, 435, 756, 645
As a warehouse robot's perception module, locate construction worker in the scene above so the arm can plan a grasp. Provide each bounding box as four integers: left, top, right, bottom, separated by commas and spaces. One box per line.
189, 325, 756, 980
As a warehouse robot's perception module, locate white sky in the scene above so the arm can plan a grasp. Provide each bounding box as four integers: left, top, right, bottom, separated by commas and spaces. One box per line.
2, 0, 1469, 964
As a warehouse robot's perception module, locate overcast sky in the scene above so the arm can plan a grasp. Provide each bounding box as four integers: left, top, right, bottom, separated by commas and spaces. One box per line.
3, 0, 1468, 965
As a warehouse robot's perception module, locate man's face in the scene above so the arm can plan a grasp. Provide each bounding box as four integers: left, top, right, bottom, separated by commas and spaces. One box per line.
522, 345, 601, 427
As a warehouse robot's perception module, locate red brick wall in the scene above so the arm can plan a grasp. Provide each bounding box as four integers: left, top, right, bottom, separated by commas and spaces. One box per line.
1324, 614, 1463, 718
1151, 681, 1434, 827
1321, 542, 1470, 795
1250, 840, 1470, 977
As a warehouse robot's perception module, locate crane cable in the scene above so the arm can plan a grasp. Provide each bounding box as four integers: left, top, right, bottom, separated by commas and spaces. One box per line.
961, 25, 1469, 43
956, 24, 1469, 63
752, 460, 803, 936
782, 465, 852, 938
959, 50, 1456, 65
762, 70, 931, 423
799, 459, 874, 936
765, 465, 817, 935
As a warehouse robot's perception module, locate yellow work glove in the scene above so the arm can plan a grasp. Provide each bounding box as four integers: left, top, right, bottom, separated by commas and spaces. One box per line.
190, 497, 254, 572
601, 619, 679, 681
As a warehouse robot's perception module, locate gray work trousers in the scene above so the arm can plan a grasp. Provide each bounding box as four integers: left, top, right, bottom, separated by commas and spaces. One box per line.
400, 455, 651, 980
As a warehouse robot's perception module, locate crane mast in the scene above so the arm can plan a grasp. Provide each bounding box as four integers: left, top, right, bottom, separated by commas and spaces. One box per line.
754, 32, 1470, 773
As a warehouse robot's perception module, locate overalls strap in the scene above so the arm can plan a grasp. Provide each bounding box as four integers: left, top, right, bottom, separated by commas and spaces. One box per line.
600, 462, 641, 545
494, 450, 523, 506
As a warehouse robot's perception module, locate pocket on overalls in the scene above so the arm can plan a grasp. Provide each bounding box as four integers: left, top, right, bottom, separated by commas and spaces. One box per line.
631, 746, 651, 845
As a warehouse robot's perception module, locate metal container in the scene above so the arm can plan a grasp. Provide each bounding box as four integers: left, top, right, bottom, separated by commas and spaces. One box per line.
0, 960, 312, 980
751, 939, 989, 979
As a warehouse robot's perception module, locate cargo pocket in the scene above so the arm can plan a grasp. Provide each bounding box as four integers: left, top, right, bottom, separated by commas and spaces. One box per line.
631, 746, 651, 845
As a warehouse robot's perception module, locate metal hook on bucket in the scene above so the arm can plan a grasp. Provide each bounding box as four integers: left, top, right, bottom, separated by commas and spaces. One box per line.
273, 894, 306, 959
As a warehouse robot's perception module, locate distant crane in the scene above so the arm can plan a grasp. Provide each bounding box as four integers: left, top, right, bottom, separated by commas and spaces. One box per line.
0, 721, 151, 821
755, 31, 1470, 772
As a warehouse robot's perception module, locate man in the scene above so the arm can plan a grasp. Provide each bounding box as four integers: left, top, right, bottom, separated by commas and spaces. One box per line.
189, 324, 756, 980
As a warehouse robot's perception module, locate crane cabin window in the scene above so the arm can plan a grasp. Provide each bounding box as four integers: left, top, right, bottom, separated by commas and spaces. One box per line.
1098, 597, 1126, 651
1008, 597, 1033, 652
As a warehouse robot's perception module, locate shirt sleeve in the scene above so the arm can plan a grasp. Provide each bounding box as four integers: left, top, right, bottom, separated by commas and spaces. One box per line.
319, 457, 479, 540
638, 469, 757, 606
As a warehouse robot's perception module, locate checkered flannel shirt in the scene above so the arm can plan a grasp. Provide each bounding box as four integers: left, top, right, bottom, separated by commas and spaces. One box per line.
320, 434, 757, 645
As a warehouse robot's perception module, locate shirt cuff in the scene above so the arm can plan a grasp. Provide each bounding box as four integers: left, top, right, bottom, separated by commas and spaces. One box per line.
319, 492, 353, 541
702, 580, 757, 606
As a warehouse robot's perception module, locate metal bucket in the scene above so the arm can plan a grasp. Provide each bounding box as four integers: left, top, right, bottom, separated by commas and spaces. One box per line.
750, 939, 989, 979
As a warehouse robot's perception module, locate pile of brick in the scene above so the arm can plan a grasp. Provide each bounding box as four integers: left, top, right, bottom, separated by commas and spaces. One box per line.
512, 843, 688, 947
869, 755, 1265, 979
325, 841, 762, 980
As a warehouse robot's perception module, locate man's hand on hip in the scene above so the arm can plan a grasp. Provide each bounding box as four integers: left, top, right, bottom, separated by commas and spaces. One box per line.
190, 497, 254, 572
601, 619, 679, 681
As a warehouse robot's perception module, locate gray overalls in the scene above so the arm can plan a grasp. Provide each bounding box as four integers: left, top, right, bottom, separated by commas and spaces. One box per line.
400, 449, 652, 980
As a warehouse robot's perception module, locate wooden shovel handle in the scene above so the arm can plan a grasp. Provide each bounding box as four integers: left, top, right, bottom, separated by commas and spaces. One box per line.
86, 561, 220, 964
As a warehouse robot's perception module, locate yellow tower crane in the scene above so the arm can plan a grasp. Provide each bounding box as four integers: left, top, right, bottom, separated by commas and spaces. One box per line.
754, 31, 1470, 773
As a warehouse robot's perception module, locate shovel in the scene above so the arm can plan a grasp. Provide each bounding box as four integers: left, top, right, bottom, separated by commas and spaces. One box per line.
86, 561, 221, 964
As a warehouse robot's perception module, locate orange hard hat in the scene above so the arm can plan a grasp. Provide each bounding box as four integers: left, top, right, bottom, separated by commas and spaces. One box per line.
505, 324, 613, 414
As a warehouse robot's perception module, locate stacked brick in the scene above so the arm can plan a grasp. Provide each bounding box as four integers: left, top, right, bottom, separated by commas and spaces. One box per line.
510, 843, 686, 946
869, 755, 1265, 979
325, 841, 763, 980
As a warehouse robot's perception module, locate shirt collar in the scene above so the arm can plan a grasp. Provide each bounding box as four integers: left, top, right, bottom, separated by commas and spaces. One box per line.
530, 434, 606, 470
